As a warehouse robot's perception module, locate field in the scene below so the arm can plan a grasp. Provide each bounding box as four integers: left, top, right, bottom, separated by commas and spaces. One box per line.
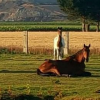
0, 31, 100, 54
0, 22, 97, 31
0, 22, 100, 99
0, 54, 100, 100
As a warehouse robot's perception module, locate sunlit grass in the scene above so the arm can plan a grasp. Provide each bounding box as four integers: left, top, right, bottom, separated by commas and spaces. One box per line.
0, 54, 100, 99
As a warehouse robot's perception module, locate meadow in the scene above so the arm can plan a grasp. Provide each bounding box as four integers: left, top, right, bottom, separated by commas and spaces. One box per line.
0, 53, 100, 100
0, 21, 100, 100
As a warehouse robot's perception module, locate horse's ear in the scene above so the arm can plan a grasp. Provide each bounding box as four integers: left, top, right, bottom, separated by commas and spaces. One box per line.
58, 27, 61, 29
84, 44, 86, 47
89, 44, 91, 47
60, 27, 62, 30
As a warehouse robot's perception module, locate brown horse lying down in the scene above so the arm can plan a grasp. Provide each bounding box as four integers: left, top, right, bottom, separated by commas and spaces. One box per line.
37, 44, 91, 77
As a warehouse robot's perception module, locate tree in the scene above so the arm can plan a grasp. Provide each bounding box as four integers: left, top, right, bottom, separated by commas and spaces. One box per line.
86, 0, 100, 31
57, 0, 100, 31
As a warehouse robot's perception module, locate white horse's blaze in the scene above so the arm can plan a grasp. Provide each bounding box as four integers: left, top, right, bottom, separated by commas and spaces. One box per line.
54, 35, 65, 60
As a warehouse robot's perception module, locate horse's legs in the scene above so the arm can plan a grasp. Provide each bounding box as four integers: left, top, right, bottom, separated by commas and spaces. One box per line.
50, 67, 61, 76
53, 48, 56, 60
59, 50, 62, 60
59, 56, 62, 60
57, 49, 59, 60
61, 47, 64, 58
54, 48, 63, 60
58, 48, 62, 60
39, 66, 61, 76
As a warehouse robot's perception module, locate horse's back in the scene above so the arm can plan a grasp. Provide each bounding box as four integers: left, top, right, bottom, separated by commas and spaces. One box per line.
55, 60, 85, 75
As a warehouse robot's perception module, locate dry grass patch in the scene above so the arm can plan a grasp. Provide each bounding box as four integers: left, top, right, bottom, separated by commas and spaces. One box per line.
0, 31, 100, 54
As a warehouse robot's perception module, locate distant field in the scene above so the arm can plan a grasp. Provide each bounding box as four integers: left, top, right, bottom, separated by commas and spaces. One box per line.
0, 31, 100, 54
0, 21, 97, 31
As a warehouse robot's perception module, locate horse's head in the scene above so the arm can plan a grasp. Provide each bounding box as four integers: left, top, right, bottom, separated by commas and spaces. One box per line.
83, 44, 90, 62
57, 27, 62, 36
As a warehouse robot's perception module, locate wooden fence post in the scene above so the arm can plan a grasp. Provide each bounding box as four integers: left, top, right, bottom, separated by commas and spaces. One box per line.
63, 32, 69, 55
23, 31, 28, 54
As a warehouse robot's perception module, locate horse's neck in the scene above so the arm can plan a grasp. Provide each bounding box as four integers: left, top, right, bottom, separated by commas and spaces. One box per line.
74, 54, 85, 63
65, 49, 85, 63
73, 50, 85, 63
64, 55, 75, 61
57, 35, 62, 47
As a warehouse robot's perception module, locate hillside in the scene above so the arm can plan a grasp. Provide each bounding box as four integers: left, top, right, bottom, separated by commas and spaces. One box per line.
0, 0, 67, 21
0, 0, 58, 4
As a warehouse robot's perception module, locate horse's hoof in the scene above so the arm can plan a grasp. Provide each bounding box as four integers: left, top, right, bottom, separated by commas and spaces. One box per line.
61, 74, 70, 77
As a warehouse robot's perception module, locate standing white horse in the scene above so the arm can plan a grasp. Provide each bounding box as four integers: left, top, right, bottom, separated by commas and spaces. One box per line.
54, 27, 65, 60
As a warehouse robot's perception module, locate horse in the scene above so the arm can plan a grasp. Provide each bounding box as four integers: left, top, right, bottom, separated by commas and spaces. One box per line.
64, 44, 91, 63
37, 44, 91, 77
53, 27, 65, 60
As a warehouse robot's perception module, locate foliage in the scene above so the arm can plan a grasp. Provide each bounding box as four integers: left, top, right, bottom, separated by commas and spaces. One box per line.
57, 0, 100, 31
57, 0, 100, 21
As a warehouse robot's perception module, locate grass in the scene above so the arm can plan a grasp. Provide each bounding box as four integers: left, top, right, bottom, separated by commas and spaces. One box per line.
0, 54, 100, 99
0, 21, 98, 31
0, 21, 81, 31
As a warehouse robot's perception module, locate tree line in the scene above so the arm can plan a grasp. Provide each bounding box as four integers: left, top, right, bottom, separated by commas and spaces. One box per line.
57, 0, 100, 32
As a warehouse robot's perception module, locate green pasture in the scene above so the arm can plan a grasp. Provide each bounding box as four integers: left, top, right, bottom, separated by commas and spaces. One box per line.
0, 54, 100, 99
0, 21, 97, 31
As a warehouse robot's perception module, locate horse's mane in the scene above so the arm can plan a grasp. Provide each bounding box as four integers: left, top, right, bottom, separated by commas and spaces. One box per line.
72, 49, 84, 57
65, 48, 84, 61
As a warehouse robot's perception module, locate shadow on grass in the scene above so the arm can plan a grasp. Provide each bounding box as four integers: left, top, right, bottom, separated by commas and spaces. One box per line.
14, 94, 43, 100
1, 70, 100, 78
0, 70, 36, 73
13, 59, 45, 61
1, 93, 55, 100
90, 75, 100, 77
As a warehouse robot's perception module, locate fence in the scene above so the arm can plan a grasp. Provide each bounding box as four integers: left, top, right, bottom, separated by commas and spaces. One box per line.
0, 31, 100, 54
23, 31, 69, 54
